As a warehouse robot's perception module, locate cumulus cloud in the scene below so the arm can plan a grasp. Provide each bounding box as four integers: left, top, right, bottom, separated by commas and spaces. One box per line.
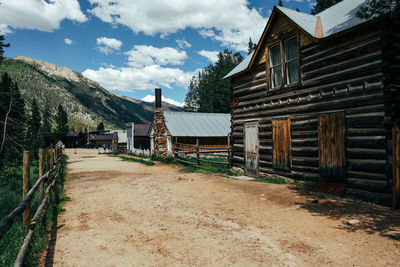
0, 24, 12, 35
125, 45, 187, 68
64, 38, 73, 45
197, 50, 219, 63
82, 64, 196, 92
0, 0, 87, 32
176, 38, 191, 49
96, 37, 123, 55
141, 95, 183, 107
87, 0, 266, 51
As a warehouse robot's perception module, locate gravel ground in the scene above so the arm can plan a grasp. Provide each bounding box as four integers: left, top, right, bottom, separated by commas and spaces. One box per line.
42, 149, 400, 266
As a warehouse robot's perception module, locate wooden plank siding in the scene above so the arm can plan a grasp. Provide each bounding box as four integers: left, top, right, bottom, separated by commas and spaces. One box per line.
272, 119, 291, 171
230, 19, 396, 193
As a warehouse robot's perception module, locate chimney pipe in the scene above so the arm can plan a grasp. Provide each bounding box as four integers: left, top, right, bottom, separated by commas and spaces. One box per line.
155, 88, 162, 109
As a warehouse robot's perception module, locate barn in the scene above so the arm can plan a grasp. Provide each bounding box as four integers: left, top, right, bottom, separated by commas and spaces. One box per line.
224, 0, 399, 197
149, 88, 231, 157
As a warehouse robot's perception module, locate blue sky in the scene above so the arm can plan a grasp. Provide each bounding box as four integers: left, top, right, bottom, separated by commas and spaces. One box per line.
0, 0, 313, 106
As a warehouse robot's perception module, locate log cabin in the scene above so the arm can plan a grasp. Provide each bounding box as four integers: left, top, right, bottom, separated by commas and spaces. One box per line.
224, 0, 400, 196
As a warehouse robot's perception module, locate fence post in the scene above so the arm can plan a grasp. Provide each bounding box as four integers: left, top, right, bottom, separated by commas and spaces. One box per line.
23, 151, 30, 228
46, 149, 50, 173
175, 137, 179, 160
394, 127, 400, 209
196, 138, 200, 167
39, 149, 44, 199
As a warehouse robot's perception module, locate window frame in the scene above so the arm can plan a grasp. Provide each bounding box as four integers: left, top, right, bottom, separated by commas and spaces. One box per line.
269, 43, 283, 89
266, 34, 300, 90
284, 37, 300, 85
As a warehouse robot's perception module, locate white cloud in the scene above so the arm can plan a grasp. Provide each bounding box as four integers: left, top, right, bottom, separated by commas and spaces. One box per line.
125, 45, 187, 68
87, 0, 266, 51
141, 95, 183, 107
176, 38, 191, 49
82, 64, 196, 92
64, 38, 73, 45
0, 24, 12, 35
197, 50, 219, 63
0, 0, 87, 32
96, 37, 123, 55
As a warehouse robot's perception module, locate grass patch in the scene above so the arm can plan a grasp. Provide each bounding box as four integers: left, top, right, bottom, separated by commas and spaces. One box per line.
119, 156, 155, 166
256, 175, 315, 188
0, 154, 68, 266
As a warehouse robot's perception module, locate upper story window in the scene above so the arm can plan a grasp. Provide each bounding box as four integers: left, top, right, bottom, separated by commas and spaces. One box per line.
267, 36, 299, 89
285, 37, 299, 84
269, 44, 282, 88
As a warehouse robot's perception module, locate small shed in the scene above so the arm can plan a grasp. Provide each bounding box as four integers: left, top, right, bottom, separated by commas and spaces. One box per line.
126, 123, 151, 152
149, 88, 231, 157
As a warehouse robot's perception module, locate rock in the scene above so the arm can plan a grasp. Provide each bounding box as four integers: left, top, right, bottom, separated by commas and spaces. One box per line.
345, 219, 361, 226
259, 197, 266, 201
382, 230, 400, 240
261, 194, 265, 197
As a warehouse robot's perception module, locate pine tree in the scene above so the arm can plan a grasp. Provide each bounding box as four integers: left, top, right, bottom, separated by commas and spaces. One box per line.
96, 121, 104, 130
27, 98, 43, 154
248, 38, 257, 55
278, 0, 283, 7
0, 35, 10, 64
183, 49, 243, 113
311, 0, 342, 15
0, 75, 26, 164
42, 102, 52, 134
55, 104, 68, 143
356, 0, 399, 19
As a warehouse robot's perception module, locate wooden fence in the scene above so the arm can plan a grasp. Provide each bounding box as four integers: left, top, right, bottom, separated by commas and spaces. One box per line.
0, 146, 63, 267
393, 127, 400, 209
174, 139, 231, 168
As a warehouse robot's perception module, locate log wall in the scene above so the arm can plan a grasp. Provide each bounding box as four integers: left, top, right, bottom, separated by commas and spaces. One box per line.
230, 20, 397, 193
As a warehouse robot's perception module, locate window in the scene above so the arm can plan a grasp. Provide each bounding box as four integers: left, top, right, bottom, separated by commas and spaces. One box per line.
269, 44, 282, 88
268, 36, 299, 89
285, 37, 299, 84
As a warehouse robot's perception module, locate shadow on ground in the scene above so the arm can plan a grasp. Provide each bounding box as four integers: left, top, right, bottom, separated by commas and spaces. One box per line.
288, 186, 400, 241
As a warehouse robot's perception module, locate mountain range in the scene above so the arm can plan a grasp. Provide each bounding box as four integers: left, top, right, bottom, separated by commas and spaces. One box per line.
0, 56, 181, 129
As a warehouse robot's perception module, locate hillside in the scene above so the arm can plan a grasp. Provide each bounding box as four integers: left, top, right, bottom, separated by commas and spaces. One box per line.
0, 56, 181, 129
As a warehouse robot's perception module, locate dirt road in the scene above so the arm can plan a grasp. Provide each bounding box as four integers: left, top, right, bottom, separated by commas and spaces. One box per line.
44, 149, 400, 266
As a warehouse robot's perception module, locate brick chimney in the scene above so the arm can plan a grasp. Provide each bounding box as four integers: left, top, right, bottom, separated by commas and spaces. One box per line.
152, 88, 168, 157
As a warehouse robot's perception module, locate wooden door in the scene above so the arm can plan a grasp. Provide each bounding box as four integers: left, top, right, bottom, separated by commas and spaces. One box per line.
318, 112, 346, 179
272, 118, 292, 171
244, 122, 259, 176
393, 127, 400, 209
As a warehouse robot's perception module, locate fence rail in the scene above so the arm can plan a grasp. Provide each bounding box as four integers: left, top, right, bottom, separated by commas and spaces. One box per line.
393, 127, 400, 209
0, 145, 63, 267
174, 139, 231, 168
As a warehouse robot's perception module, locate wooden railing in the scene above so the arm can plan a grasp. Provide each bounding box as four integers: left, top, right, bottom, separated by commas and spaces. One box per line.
0, 145, 63, 266
173, 140, 231, 168
393, 127, 400, 209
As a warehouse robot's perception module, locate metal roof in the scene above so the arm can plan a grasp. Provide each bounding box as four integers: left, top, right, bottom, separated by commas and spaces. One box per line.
223, 51, 254, 80
224, 0, 370, 79
126, 124, 151, 137
163, 111, 231, 137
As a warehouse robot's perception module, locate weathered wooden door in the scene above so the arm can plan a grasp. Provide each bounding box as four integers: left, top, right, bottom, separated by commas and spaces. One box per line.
272, 118, 291, 171
393, 127, 400, 209
244, 122, 259, 176
318, 112, 346, 179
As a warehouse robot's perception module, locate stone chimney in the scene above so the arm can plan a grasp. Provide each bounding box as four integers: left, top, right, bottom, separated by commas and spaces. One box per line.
152, 88, 168, 157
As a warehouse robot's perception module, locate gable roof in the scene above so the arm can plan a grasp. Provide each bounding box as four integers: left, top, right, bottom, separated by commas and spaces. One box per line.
163, 111, 231, 137
224, 0, 370, 80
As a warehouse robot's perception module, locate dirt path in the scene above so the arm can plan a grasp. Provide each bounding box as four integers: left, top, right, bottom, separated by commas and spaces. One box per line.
44, 149, 400, 266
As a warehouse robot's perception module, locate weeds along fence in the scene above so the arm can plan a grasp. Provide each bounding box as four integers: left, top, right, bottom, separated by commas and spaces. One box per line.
173, 139, 231, 169
0, 146, 63, 266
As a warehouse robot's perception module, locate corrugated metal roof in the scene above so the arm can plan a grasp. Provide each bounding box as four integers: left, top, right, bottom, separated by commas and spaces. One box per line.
224, 0, 370, 79
223, 51, 254, 80
163, 111, 231, 137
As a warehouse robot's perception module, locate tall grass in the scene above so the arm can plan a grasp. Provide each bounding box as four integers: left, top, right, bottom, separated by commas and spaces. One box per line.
0, 155, 68, 266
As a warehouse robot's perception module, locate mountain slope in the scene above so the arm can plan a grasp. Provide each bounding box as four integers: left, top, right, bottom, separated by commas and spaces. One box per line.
0, 56, 181, 128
